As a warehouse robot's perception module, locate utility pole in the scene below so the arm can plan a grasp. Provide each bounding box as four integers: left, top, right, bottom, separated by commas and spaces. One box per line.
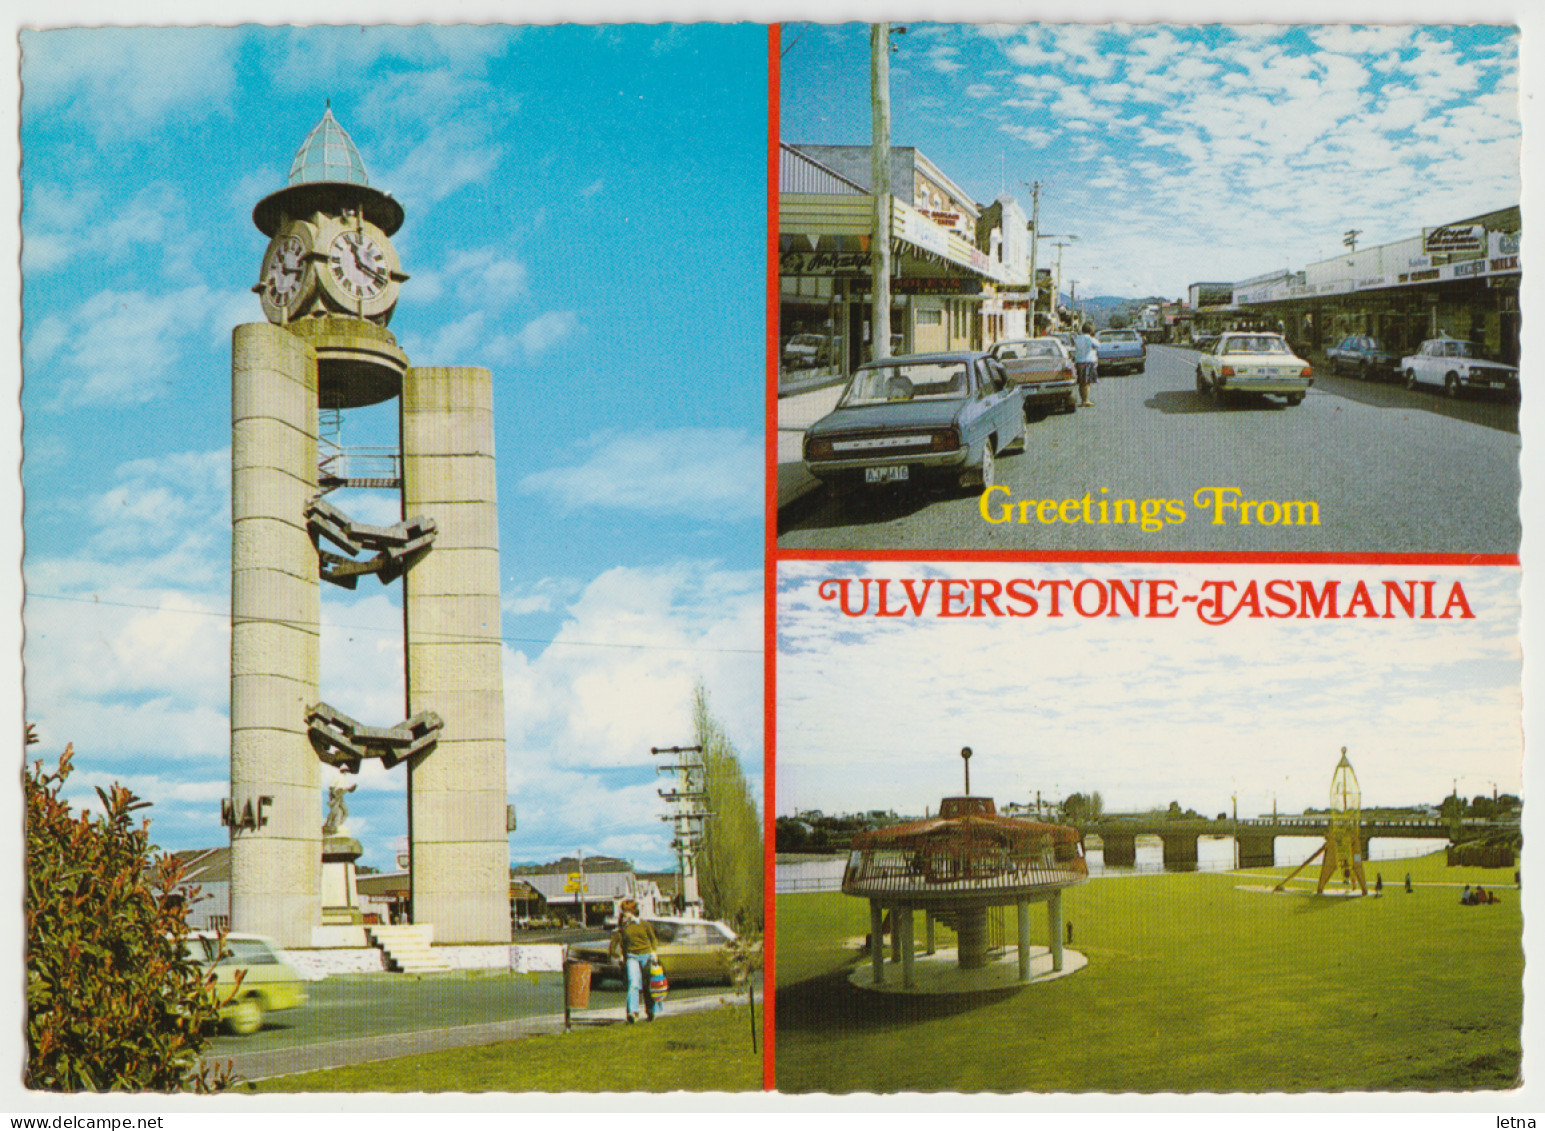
1023, 180, 1041, 335
1051, 239, 1074, 326
870, 23, 893, 362
654, 744, 711, 918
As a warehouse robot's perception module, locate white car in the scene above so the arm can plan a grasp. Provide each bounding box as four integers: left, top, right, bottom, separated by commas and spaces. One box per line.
1195, 332, 1313, 407
1401, 338, 1519, 399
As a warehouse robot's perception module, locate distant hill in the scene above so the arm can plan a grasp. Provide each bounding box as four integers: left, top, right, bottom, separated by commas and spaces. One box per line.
1064, 294, 1173, 329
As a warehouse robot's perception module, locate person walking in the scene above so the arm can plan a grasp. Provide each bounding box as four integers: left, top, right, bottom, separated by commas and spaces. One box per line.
1072, 322, 1099, 407
610, 898, 662, 1023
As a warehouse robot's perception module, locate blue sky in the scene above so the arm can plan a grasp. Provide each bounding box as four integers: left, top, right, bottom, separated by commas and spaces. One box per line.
778, 562, 1522, 821
781, 22, 1520, 299
20, 25, 766, 872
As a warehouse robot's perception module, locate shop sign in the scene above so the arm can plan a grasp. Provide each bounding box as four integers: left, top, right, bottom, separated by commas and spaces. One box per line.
1399, 268, 1441, 284
1488, 274, 1520, 289
1491, 230, 1520, 258
894, 277, 983, 295
899, 210, 953, 257
781, 249, 873, 276
1423, 223, 1486, 257
1407, 255, 1432, 270
1357, 276, 1390, 290
1489, 255, 1519, 273
1453, 259, 1487, 278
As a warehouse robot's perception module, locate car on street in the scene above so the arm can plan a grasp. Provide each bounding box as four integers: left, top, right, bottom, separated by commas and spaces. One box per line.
782, 333, 833, 371
1194, 332, 1314, 407
1400, 337, 1519, 399
802, 351, 1025, 501
1324, 334, 1400, 381
186, 931, 309, 1035
988, 336, 1078, 416
569, 917, 741, 987
1094, 328, 1147, 375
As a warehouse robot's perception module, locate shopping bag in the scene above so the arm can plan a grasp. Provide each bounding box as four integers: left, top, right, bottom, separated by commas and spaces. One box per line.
648, 961, 669, 1004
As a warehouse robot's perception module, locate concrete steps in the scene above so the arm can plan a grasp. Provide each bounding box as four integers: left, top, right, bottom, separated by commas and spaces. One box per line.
366, 924, 451, 974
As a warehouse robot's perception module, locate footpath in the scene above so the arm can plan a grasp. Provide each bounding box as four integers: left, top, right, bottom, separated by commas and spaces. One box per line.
776, 376, 845, 516
218, 986, 741, 1082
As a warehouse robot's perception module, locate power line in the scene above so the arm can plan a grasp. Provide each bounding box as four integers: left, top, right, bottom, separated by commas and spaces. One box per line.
27, 590, 760, 656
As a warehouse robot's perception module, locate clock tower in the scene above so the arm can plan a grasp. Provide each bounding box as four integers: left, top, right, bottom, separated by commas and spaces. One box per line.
230, 109, 511, 948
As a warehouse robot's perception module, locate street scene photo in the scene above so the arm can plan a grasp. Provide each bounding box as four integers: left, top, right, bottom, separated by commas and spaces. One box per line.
774, 560, 1523, 1093
776, 23, 1521, 553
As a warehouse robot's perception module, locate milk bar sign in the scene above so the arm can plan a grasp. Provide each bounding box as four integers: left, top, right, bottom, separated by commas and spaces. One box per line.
1423, 224, 1486, 257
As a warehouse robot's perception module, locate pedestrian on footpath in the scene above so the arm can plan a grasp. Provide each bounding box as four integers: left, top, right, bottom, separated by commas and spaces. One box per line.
1073, 322, 1099, 406
609, 898, 661, 1023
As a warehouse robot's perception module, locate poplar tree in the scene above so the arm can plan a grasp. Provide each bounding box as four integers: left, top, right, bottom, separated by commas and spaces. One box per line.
692, 684, 764, 930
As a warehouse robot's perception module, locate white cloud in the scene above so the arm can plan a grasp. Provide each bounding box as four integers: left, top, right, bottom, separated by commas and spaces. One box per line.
27, 286, 242, 407
21, 27, 240, 141
518, 427, 760, 521
777, 563, 1520, 819
511, 310, 578, 354
1000, 124, 1054, 148
503, 576, 586, 617
502, 562, 761, 867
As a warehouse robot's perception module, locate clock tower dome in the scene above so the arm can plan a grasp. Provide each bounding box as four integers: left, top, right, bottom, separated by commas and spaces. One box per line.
252, 107, 409, 409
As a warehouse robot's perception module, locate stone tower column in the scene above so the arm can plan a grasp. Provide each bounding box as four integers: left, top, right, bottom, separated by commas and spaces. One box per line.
230, 323, 321, 948
401, 366, 510, 944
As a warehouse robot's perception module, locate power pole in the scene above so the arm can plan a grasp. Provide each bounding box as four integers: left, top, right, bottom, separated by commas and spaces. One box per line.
1023, 180, 1040, 335
870, 23, 893, 362
653, 744, 711, 918
1051, 240, 1074, 326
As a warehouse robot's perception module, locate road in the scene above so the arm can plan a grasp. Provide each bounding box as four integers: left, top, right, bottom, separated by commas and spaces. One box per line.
207, 968, 751, 1080
777, 345, 1520, 554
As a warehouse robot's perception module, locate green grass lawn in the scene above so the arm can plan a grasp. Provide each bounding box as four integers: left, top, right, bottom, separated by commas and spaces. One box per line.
775, 853, 1521, 1094
254, 1002, 763, 1093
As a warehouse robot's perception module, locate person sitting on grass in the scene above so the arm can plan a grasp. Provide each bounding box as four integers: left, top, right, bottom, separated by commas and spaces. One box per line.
610, 898, 662, 1024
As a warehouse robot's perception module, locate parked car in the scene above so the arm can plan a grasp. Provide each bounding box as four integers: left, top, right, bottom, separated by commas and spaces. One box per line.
185, 931, 308, 1035
802, 351, 1025, 500
1094, 328, 1146, 375
1194, 332, 1313, 406
1325, 335, 1399, 380
1324, 335, 1400, 381
782, 333, 833, 371
569, 917, 741, 987
1400, 337, 1519, 399
988, 337, 1078, 416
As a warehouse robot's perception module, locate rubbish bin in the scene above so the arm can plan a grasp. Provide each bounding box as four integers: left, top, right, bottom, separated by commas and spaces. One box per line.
564, 960, 592, 1010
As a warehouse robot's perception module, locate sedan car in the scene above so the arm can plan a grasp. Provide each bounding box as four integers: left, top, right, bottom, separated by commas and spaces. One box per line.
802, 351, 1025, 500
1195, 332, 1313, 406
1325, 335, 1400, 381
988, 337, 1077, 416
570, 917, 741, 987
782, 333, 832, 371
186, 932, 308, 1035
1401, 337, 1519, 399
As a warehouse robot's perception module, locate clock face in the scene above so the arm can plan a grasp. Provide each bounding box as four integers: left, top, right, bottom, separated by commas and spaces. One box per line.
262, 234, 307, 306
328, 230, 389, 301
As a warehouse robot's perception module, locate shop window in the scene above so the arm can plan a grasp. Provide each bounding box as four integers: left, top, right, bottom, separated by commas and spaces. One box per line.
917, 309, 942, 327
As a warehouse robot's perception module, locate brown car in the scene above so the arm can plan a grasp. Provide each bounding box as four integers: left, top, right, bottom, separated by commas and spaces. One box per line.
570, 916, 740, 987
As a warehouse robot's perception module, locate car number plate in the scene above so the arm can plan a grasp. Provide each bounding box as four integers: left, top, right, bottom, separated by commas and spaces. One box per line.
865, 465, 909, 484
